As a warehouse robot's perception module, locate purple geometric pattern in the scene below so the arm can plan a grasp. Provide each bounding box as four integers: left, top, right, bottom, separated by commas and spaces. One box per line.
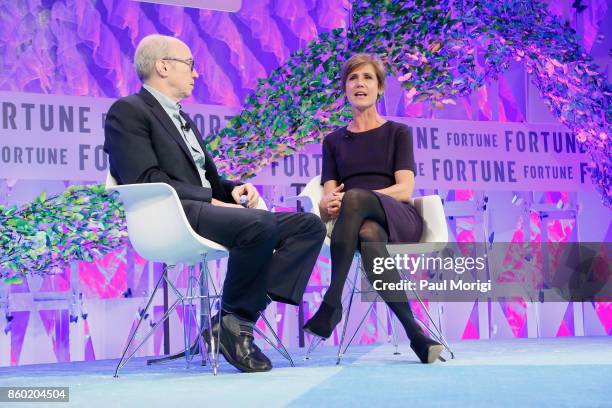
38, 309, 70, 363
10, 311, 30, 366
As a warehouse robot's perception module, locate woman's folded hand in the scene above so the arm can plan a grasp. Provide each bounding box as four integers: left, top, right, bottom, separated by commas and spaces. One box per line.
320, 183, 344, 219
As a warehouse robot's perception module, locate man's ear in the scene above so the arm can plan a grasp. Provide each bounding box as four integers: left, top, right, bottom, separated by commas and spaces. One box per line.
155, 60, 168, 78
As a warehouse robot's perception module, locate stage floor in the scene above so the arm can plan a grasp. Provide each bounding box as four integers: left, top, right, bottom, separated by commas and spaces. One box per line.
1, 337, 611, 407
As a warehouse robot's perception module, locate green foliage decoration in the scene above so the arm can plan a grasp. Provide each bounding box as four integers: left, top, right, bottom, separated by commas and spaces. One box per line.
0, 185, 127, 282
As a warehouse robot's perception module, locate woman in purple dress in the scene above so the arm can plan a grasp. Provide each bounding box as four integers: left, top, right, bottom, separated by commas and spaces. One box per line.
303, 54, 443, 364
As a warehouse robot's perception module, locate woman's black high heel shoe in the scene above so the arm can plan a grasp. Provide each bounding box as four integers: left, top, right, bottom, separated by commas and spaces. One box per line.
303, 303, 342, 339
410, 335, 444, 364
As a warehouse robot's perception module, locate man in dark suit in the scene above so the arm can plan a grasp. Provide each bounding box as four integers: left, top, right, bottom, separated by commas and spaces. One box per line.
104, 34, 325, 373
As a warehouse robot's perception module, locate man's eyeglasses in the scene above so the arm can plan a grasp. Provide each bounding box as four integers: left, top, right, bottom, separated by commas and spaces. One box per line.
161, 57, 195, 71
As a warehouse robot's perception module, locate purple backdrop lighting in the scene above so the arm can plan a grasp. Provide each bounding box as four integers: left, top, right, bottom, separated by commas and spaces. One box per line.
0, 0, 610, 366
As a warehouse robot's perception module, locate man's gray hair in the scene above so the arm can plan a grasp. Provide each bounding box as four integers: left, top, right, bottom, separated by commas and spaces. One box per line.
134, 34, 175, 81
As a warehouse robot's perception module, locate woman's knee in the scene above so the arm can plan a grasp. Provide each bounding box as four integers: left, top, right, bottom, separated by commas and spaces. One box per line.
340, 189, 373, 215
358, 220, 387, 242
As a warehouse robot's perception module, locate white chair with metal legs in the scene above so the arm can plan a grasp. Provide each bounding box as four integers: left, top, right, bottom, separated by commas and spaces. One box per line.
297, 176, 400, 361
298, 175, 455, 364
106, 173, 294, 376
338, 195, 456, 364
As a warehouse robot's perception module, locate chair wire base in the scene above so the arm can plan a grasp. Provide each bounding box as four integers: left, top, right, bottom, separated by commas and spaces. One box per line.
254, 309, 295, 367
114, 260, 295, 377
114, 255, 221, 377
305, 255, 399, 362
304, 254, 455, 363
147, 302, 295, 367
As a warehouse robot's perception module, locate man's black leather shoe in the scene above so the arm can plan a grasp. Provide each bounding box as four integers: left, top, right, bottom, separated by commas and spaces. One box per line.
204, 313, 272, 373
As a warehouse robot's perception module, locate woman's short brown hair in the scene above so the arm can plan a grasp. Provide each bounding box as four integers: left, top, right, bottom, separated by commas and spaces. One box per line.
340, 53, 386, 94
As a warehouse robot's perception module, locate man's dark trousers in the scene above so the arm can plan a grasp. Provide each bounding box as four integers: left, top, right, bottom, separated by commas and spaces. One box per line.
194, 204, 325, 322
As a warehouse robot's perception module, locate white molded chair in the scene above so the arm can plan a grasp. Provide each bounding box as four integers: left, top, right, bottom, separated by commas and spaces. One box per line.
298, 175, 454, 363
106, 172, 293, 376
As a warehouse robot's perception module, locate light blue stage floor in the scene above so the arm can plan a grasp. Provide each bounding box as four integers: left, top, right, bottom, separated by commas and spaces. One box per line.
1, 337, 611, 407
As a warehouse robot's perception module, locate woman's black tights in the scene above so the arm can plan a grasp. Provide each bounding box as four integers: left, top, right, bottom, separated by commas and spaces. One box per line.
323, 189, 424, 340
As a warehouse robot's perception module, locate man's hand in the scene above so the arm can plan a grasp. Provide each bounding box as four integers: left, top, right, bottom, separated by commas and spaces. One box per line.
320, 184, 344, 219
231, 183, 260, 208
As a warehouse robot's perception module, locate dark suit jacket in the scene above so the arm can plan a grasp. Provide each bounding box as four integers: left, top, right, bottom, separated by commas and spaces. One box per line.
103, 87, 240, 229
